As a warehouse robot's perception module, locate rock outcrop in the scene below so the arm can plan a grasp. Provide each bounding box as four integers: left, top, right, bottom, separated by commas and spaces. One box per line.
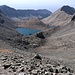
61, 5, 75, 15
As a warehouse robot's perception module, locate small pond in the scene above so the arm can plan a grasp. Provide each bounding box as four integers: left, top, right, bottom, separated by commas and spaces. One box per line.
16, 28, 41, 36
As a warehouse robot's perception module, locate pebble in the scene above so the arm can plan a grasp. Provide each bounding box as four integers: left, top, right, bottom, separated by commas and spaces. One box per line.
31, 70, 38, 74
18, 72, 25, 75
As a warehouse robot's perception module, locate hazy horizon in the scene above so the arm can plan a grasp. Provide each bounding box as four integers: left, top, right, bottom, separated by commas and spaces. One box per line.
0, 0, 75, 12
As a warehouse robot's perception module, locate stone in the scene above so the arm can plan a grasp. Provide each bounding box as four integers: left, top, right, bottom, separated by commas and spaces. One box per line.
18, 72, 25, 75
31, 70, 38, 74
3, 63, 11, 69
60, 69, 67, 73
17, 67, 25, 72
30, 65, 35, 70
53, 73, 56, 75
0, 57, 6, 60
67, 68, 73, 73
22, 61, 25, 64
46, 64, 52, 67
55, 69, 59, 73
48, 67, 54, 72
12, 68, 16, 72
34, 54, 42, 60
15, 63, 21, 66
45, 71, 50, 75
10, 66, 15, 70
36, 32, 45, 39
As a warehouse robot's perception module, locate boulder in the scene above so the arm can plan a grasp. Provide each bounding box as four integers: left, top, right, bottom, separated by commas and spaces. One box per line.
36, 32, 45, 39
71, 15, 75, 21
3, 63, 11, 69
34, 54, 42, 60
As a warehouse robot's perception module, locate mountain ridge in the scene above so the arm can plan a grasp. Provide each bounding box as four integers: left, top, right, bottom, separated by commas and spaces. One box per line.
42, 5, 75, 26
0, 5, 52, 19
61, 5, 75, 15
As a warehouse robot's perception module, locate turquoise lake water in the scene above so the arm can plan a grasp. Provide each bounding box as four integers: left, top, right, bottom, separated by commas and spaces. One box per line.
16, 28, 41, 36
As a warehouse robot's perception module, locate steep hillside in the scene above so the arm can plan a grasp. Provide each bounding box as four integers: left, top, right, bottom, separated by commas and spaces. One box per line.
0, 12, 16, 35
0, 11, 18, 49
42, 5, 75, 26
0, 13, 16, 30
35, 14, 75, 70
0, 5, 52, 19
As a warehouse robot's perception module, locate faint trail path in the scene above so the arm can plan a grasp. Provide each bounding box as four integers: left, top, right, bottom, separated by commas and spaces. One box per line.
0, 49, 12, 53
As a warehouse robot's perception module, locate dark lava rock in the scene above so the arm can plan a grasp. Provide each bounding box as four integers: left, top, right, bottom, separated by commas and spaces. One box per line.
67, 68, 73, 73
36, 32, 45, 39
3, 63, 11, 69
48, 68, 54, 72
34, 54, 42, 60
71, 15, 75, 21
55, 69, 59, 73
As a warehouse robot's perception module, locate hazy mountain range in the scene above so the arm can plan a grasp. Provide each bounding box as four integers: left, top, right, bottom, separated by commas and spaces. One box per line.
0, 5, 52, 19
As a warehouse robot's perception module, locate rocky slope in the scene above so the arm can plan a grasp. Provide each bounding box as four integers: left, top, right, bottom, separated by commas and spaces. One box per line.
42, 5, 75, 26
0, 5, 52, 19
34, 14, 75, 72
0, 51, 74, 75
0, 12, 21, 48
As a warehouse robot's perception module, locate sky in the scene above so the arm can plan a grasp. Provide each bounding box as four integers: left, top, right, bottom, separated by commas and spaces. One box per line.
0, 0, 75, 12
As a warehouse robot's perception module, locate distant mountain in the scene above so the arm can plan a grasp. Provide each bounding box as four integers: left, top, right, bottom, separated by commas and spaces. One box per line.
42, 5, 75, 26
0, 5, 52, 19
